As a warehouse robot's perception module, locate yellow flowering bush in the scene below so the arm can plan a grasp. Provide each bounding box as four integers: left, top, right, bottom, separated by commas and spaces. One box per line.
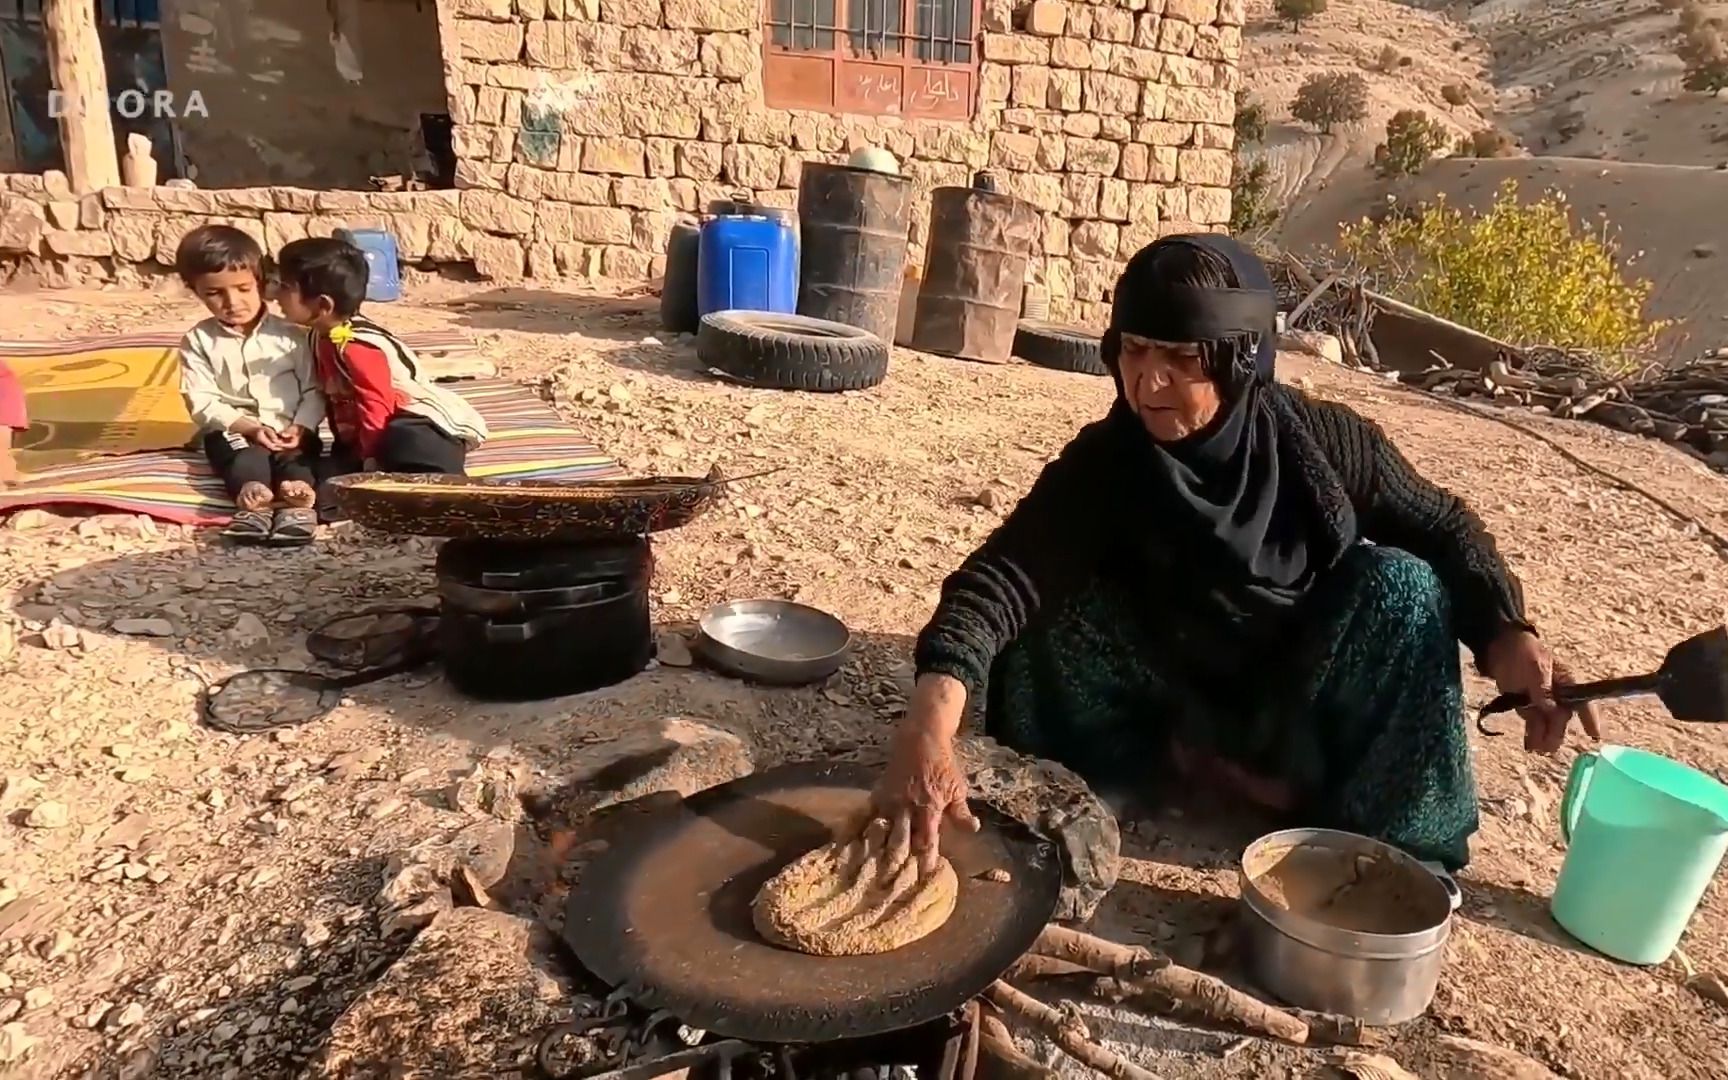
1338, 181, 1660, 374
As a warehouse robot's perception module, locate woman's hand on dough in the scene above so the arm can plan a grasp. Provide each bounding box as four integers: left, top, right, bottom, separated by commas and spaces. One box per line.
872, 675, 980, 874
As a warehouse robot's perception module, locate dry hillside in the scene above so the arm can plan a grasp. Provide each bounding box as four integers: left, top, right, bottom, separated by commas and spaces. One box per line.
1242, 0, 1496, 216
1276, 156, 1728, 356
1246, 0, 1728, 317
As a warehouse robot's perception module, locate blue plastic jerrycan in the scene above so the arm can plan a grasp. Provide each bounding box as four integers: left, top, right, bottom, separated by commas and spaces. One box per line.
696, 213, 798, 318
338, 228, 403, 303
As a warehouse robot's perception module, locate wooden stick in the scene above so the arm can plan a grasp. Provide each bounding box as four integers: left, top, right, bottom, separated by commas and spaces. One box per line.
1363, 287, 1521, 357
42, 0, 121, 192
977, 1009, 1059, 1080
1431, 1035, 1561, 1078
1487, 357, 1539, 391
984, 980, 1164, 1080
1287, 1009, 1390, 1049
1328, 1050, 1421, 1080
1030, 925, 1153, 977
1282, 252, 1322, 293
1287, 273, 1340, 329
1005, 953, 1092, 982
1028, 926, 1309, 1045
1086, 976, 1309, 1046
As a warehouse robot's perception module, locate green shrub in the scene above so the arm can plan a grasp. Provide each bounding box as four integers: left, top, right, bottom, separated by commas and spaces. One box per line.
1377, 45, 1402, 72
1375, 110, 1451, 178
1234, 95, 1269, 147
1679, 25, 1728, 91
1440, 83, 1470, 107
1275, 0, 1328, 31
1230, 157, 1279, 236
1230, 96, 1276, 237
1291, 71, 1370, 134
1338, 182, 1660, 371
1455, 127, 1518, 158
1683, 55, 1728, 92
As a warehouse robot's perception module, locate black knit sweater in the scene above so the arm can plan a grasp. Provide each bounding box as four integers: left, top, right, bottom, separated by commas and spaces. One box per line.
913, 385, 1531, 697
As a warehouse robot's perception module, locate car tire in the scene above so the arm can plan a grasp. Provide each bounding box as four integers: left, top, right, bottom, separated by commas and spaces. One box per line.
696, 311, 890, 392
1012, 321, 1108, 376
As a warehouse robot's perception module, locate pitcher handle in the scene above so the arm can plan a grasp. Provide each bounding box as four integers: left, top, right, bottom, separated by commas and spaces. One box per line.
1558, 750, 1600, 845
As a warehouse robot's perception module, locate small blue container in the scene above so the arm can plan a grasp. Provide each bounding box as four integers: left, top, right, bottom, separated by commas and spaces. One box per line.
697, 214, 798, 318
344, 228, 403, 303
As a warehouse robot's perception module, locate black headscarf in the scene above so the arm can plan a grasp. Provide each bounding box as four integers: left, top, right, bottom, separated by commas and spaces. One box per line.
1101, 234, 1340, 611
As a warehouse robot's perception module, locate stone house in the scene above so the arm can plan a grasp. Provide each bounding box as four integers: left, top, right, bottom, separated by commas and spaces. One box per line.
0, 0, 1241, 324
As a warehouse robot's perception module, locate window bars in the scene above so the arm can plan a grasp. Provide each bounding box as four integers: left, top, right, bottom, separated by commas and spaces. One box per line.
0, 1, 161, 27
767, 0, 975, 66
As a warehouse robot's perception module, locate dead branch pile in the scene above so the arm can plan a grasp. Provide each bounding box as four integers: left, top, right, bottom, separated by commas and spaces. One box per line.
1269, 254, 1384, 372
1266, 253, 1728, 474
1403, 351, 1728, 471
980, 925, 1315, 1080
979, 924, 1558, 1080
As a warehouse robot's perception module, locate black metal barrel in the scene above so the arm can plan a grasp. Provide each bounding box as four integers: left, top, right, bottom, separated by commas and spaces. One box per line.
909, 187, 1040, 364
796, 163, 914, 343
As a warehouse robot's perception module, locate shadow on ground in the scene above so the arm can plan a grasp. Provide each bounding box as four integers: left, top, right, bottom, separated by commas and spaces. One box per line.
437, 289, 656, 343
439, 287, 724, 385
137, 851, 417, 1077
1458, 876, 1600, 960
18, 530, 908, 753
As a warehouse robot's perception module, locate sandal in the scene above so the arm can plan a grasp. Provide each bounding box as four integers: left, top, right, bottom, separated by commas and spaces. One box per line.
270, 507, 319, 546
222, 508, 273, 542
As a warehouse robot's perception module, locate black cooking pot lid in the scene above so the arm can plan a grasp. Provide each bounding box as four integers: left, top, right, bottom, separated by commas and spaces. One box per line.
562, 760, 1062, 1044
435, 536, 650, 591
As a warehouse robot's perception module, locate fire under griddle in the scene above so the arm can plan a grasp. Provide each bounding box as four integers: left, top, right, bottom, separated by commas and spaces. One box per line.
533, 977, 980, 1080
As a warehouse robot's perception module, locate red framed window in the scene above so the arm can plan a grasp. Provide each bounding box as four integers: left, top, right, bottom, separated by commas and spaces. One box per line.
762, 0, 980, 121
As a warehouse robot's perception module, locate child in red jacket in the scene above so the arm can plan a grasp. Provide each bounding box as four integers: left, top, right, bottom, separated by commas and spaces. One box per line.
272, 237, 487, 519
0, 359, 25, 488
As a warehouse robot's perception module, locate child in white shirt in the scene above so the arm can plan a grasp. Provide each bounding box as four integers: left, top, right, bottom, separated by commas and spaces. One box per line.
176, 225, 325, 544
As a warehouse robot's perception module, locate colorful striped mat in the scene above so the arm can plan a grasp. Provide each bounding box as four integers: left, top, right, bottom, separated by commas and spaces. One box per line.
0, 379, 622, 526
5, 328, 485, 471
0, 329, 478, 358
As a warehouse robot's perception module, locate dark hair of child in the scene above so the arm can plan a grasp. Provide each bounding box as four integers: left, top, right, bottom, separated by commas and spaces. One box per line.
173, 224, 266, 288
276, 237, 370, 319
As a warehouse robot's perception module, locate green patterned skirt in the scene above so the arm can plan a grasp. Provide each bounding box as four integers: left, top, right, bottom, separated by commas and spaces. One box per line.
985, 545, 1478, 870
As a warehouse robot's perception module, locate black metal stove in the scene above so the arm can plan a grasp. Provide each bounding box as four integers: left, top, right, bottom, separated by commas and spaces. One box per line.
534, 983, 979, 1080
534, 762, 1053, 1080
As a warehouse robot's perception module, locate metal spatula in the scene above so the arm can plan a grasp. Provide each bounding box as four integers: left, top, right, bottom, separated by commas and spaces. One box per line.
1477, 624, 1728, 734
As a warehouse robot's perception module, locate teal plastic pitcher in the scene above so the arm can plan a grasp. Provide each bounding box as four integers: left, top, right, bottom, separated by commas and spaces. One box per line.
1550, 745, 1728, 965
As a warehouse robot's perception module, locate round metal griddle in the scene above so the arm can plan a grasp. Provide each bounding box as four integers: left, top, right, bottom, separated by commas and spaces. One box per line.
563, 760, 1063, 1044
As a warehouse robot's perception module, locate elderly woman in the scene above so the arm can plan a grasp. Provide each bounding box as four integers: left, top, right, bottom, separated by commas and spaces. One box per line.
872, 234, 1597, 872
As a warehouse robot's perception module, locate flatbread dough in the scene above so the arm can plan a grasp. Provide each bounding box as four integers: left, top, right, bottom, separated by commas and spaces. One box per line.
753, 817, 959, 956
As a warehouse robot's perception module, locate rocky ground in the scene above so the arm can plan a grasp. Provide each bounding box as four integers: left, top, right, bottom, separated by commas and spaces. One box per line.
2, 281, 1727, 1078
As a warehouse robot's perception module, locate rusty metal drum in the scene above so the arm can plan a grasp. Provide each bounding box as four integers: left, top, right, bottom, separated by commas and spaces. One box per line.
796, 163, 915, 344
909, 187, 1041, 364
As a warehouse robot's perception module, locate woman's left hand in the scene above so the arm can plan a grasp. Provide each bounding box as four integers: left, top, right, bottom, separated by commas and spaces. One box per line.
1484, 629, 1601, 754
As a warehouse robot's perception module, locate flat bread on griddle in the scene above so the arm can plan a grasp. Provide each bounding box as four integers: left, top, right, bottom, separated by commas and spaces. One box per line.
752, 817, 959, 956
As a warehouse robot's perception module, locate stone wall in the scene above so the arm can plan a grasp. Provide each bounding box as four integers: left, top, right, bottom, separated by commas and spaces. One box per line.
0, 0, 1243, 318
0, 173, 472, 288
440, 0, 1243, 324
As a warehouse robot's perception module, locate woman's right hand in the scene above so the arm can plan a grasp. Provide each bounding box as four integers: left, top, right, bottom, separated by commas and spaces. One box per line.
870, 675, 980, 872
